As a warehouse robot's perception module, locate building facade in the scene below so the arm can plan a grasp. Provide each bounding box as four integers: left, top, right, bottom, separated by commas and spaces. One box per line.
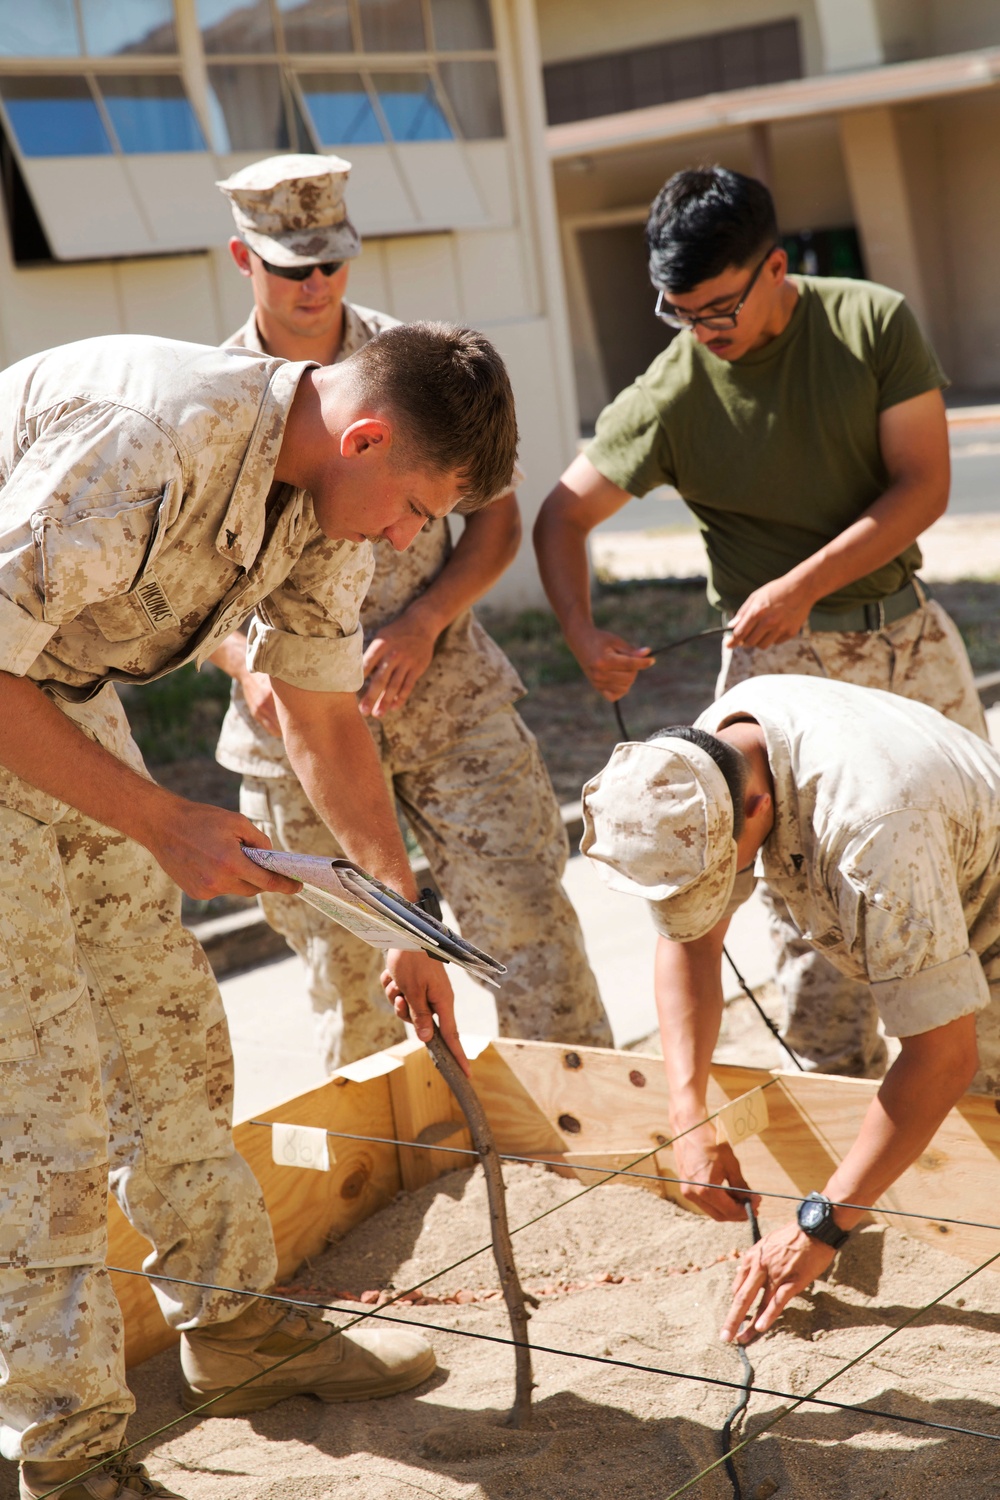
0, 2, 998, 602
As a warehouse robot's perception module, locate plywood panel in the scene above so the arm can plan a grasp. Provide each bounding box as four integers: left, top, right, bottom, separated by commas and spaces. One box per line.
386, 1038, 471, 1190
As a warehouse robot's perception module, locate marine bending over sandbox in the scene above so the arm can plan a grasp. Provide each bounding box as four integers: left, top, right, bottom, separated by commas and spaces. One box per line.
581, 673, 1000, 1345
0, 322, 516, 1499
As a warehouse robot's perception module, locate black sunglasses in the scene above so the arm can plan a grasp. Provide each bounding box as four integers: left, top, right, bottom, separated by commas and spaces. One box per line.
258, 256, 345, 282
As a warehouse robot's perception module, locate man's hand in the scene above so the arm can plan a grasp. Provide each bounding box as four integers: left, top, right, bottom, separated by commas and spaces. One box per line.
381, 949, 470, 1075
360, 613, 437, 718
726, 574, 815, 650
720, 1221, 835, 1345
569, 622, 654, 703
672, 1121, 759, 1222
142, 797, 301, 902
240, 670, 282, 737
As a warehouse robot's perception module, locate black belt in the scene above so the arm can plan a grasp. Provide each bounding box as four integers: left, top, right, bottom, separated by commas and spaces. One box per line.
722, 579, 927, 635
806, 578, 927, 633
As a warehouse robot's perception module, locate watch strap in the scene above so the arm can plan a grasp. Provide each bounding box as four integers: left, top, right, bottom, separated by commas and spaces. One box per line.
797, 1192, 850, 1250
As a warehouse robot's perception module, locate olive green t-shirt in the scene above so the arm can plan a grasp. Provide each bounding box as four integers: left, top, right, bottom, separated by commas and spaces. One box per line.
585, 277, 947, 613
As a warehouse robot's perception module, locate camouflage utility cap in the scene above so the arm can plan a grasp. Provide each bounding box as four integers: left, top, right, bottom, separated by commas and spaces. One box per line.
580, 738, 738, 942
217, 153, 361, 267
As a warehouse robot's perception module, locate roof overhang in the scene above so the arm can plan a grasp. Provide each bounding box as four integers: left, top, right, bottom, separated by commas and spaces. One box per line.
546, 45, 1000, 161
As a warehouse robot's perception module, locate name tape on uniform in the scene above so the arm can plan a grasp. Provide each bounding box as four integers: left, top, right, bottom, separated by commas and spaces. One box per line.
272, 1122, 332, 1172
714, 1086, 770, 1148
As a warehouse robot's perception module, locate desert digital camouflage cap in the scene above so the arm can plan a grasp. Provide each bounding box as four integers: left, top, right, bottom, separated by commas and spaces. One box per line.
580, 737, 738, 942
217, 153, 361, 267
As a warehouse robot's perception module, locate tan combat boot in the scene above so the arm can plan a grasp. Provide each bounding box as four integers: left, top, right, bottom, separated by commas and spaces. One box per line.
19, 1453, 187, 1500
180, 1298, 435, 1415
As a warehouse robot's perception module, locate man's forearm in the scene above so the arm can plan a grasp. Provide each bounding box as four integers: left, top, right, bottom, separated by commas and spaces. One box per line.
533, 494, 596, 642
0, 671, 170, 843
823, 1016, 978, 1229
275, 684, 417, 898
779, 475, 945, 608
655, 932, 727, 1127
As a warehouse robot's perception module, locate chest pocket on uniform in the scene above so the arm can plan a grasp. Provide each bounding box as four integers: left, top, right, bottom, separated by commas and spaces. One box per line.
35, 484, 180, 642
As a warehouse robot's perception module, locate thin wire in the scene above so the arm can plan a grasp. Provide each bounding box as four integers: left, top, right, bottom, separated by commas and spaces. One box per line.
663, 1242, 1000, 1499
247, 1117, 1000, 1238
721, 1201, 762, 1500
721, 945, 805, 1072
104, 1264, 1000, 1449
610, 625, 728, 742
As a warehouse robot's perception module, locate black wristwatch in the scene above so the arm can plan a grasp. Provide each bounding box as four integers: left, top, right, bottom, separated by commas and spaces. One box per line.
797, 1192, 850, 1250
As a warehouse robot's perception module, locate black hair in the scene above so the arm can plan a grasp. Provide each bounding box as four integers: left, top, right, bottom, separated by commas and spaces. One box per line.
647, 725, 748, 839
645, 167, 778, 294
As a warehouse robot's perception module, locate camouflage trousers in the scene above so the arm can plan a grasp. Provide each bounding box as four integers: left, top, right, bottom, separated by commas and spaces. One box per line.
0, 761, 276, 1462
718, 596, 989, 1078
241, 704, 612, 1071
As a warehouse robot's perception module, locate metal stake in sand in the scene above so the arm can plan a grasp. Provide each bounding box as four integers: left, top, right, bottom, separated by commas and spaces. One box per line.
426, 1028, 538, 1427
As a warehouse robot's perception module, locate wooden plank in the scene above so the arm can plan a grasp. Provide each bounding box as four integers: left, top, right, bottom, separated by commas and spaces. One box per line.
387, 1038, 471, 1191
108, 1070, 401, 1368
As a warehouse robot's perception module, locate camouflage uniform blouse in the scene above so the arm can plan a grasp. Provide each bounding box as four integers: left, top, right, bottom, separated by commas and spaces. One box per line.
0, 333, 374, 755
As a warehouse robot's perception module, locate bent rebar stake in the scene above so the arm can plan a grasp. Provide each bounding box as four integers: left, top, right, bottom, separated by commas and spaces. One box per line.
426, 1029, 538, 1427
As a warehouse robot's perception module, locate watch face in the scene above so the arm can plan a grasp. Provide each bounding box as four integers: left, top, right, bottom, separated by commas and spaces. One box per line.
799, 1197, 826, 1231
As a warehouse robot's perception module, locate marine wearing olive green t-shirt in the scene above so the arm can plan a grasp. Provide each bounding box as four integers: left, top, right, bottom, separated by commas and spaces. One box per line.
585, 276, 946, 614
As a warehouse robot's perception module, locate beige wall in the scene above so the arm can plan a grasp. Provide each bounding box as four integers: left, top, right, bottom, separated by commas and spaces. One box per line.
536, 0, 825, 74
937, 90, 1000, 390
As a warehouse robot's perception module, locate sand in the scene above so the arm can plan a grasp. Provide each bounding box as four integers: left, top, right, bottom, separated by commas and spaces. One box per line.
7, 1161, 996, 1500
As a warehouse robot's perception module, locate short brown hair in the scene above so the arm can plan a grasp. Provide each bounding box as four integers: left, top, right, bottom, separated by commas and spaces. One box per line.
347, 321, 518, 511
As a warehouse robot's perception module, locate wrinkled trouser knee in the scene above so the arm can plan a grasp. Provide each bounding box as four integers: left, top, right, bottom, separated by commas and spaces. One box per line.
0, 771, 276, 1463
718, 600, 986, 1075
242, 704, 611, 1072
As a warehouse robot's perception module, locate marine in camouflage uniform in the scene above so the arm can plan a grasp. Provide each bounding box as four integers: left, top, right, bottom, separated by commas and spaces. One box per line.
581, 674, 1000, 1341
214, 157, 611, 1071
0, 322, 509, 1485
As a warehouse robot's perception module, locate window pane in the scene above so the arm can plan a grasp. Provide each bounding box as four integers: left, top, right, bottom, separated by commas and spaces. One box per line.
429, 0, 493, 52
0, 75, 112, 155
438, 60, 501, 137
207, 64, 290, 148
279, 0, 353, 52
197, 0, 276, 54
80, 0, 177, 55
98, 75, 206, 152
0, 0, 80, 57
298, 72, 383, 144
357, 0, 425, 52
372, 73, 452, 140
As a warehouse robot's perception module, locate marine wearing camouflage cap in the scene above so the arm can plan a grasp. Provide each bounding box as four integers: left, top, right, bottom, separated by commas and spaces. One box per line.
217, 152, 361, 268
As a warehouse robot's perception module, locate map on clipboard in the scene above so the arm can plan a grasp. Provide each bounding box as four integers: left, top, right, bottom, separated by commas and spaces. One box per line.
241, 847, 507, 989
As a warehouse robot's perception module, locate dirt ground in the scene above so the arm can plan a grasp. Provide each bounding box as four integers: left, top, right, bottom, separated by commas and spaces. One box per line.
27, 1162, 996, 1500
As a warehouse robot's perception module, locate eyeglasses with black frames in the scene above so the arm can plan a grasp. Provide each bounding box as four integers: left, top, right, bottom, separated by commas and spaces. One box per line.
654, 244, 780, 331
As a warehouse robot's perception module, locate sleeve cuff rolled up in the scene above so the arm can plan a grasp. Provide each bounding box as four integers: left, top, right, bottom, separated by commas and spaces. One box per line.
871, 949, 990, 1038
245, 618, 365, 693
0, 595, 58, 676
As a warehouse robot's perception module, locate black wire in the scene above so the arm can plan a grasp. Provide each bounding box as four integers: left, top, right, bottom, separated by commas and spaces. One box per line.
246, 1118, 1000, 1238
721, 1202, 762, 1500
610, 626, 728, 744
722, 945, 806, 1072
104, 1263, 1000, 1448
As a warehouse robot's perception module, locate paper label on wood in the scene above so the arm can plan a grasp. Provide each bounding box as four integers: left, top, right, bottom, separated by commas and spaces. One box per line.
714, 1087, 769, 1147
272, 1122, 332, 1172
333, 1053, 404, 1083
